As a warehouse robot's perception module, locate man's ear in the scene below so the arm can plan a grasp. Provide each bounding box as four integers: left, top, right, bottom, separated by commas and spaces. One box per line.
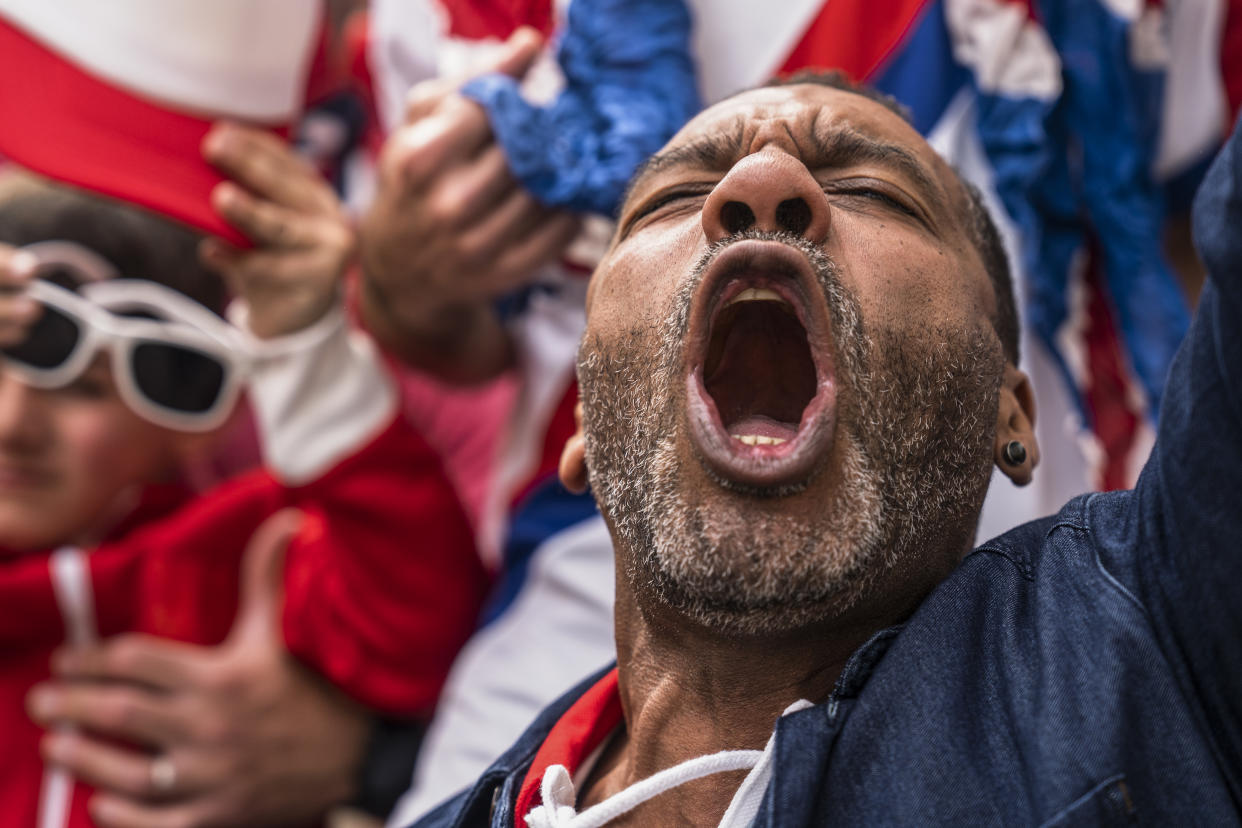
559, 401, 589, 494
994, 364, 1039, 486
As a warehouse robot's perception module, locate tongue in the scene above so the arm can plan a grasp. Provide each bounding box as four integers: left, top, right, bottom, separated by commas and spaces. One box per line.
728, 415, 799, 441
704, 300, 817, 439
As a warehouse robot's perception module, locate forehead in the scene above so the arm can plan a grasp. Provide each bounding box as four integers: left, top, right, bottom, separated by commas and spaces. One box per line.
679, 84, 922, 151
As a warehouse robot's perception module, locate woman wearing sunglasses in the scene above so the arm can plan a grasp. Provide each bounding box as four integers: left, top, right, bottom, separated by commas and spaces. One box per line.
0, 126, 489, 828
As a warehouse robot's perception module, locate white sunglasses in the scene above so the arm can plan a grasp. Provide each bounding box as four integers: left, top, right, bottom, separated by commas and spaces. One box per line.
1, 246, 250, 432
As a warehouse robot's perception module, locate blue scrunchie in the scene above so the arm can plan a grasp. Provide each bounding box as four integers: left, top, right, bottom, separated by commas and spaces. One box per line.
462, 0, 700, 217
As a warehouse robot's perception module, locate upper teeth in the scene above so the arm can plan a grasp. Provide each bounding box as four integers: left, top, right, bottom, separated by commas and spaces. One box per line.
724, 288, 789, 308
732, 434, 788, 446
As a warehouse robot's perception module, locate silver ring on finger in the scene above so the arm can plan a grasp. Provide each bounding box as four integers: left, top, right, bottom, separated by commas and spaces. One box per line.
149, 755, 177, 794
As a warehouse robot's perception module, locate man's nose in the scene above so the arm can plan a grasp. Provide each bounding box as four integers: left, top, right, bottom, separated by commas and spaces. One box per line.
702, 149, 831, 245
0, 373, 48, 450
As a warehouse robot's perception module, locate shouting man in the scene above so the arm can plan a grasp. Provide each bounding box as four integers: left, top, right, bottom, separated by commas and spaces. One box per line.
414, 74, 1242, 827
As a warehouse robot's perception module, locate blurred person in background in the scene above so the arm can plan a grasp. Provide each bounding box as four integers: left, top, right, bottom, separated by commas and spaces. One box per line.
0, 5, 487, 827
0, 138, 487, 828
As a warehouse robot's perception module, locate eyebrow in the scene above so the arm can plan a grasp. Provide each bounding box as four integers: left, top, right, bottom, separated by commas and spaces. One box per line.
622, 118, 748, 205
811, 124, 943, 202
623, 113, 944, 209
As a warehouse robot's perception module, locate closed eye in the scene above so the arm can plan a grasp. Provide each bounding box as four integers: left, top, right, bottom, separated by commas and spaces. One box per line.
834, 186, 911, 211
621, 186, 714, 237
826, 184, 925, 224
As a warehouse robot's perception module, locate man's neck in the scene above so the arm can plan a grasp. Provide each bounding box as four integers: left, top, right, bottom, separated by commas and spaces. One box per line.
576, 590, 881, 826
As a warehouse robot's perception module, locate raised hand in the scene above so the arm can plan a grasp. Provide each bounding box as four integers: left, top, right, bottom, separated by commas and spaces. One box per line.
200, 125, 356, 340
359, 27, 581, 382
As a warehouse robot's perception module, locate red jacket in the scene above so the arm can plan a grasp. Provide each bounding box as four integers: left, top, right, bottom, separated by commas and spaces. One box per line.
0, 409, 488, 826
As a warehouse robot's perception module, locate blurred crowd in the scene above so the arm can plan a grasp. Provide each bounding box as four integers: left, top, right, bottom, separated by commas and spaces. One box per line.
0, 1, 1238, 827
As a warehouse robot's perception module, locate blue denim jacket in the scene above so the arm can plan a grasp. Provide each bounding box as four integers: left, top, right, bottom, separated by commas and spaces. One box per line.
410, 121, 1242, 827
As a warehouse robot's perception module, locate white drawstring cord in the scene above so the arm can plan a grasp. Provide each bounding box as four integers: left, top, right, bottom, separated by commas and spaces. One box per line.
525, 698, 815, 828
525, 749, 764, 828
39, 548, 98, 828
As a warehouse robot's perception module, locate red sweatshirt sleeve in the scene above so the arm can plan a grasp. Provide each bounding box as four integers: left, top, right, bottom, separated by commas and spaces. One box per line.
78, 408, 486, 718
278, 413, 489, 716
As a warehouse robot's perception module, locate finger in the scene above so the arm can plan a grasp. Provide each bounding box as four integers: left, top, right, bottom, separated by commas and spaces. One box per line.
405, 77, 458, 123
425, 144, 518, 231
403, 27, 542, 123
0, 291, 41, 319
386, 99, 494, 191
42, 731, 173, 800
210, 183, 321, 249
52, 635, 204, 690
203, 123, 329, 213
91, 795, 209, 828
225, 508, 301, 649
0, 321, 34, 348
458, 187, 553, 264
487, 26, 544, 80
0, 292, 43, 344
28, 682, 191, 747
0, 247, 37, 292
204, 123, 317, 192
488, 213, 582, 292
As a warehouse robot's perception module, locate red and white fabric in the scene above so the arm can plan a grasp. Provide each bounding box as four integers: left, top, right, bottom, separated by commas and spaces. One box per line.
0, 0, 323, 244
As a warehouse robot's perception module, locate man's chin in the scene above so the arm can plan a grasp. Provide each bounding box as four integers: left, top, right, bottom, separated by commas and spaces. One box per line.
639, 559, 871, 638
629, 452, 890, 637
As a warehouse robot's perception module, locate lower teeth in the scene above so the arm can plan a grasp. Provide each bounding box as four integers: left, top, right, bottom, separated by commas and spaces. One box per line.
731, 434, 787, 446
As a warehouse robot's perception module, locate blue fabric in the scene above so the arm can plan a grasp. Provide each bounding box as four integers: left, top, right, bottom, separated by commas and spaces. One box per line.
479, 477, 599, 626
408, 117, 1242, 826
972, 1, 1189, 416
462, 0, 700, 217
869, 0, 970, 137
1042, 0, 1189, 414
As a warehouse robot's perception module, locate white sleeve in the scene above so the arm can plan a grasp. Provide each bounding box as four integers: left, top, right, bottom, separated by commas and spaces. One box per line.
367, 0, 446, 134
230, 301, 398, 486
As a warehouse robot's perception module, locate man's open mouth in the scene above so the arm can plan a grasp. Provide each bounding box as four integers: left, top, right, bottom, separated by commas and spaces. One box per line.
684, 240, 837, 489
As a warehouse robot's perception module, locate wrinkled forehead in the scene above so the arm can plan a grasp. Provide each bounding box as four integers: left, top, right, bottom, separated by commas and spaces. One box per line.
685, 84, 933, 158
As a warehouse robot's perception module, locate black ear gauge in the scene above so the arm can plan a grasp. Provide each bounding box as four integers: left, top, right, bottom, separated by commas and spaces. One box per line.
1003, 440, 1027, 466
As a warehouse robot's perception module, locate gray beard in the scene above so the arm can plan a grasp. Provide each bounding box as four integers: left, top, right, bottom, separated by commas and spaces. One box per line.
579, 232, 1003, 636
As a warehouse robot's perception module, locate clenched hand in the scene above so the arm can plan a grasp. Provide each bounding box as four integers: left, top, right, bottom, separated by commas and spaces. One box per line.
359, 27, 580, 382
27, 511, 372, 828
200, 125, 356, 340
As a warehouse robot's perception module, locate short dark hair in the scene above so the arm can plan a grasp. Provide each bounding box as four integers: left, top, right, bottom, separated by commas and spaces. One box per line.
0, 172, 226, 313
761, 70, 1021, 363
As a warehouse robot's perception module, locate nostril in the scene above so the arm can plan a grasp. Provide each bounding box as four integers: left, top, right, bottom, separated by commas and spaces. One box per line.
775, 198, 812, 236
721, 201, 756, 235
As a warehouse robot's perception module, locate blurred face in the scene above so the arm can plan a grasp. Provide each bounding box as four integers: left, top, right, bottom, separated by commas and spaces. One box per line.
0, 354, 180, 551
580, 85, 1006, 635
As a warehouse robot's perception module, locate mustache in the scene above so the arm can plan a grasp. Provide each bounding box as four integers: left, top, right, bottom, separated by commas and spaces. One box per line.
575, 229, 865, 404
671, 229, 850, 343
